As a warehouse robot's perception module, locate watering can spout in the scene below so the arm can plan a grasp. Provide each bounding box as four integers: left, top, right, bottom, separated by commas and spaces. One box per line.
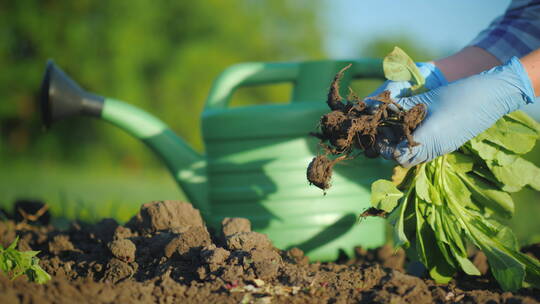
40, 60, 104, 127
39, 60, 209, 214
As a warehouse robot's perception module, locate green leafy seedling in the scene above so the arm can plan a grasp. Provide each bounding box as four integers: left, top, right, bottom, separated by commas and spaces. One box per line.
0, 237, 51, 284
371, 47, 540, 292
383, 46, 427, 95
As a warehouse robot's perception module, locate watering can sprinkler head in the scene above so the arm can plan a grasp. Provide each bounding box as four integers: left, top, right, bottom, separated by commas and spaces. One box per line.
39, 59, 104, 128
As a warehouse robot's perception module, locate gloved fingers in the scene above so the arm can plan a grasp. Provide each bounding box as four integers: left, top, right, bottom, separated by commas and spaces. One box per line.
394, 91, 434, 111
363, 97, 382, 109
363, 84, 387, 109
373, 126, 402, 160
378, 80, 414, 99
373, 139, 394, 160
417, 62, 448, 89
393, 140, 428, 168
392, 109, 465, 167
373, 127, 428, 168
364, 101, 401, 116
365, 81, 412, 104
365, 83, 415, 116
385, 57, 535, 168
373, 132, 428, 168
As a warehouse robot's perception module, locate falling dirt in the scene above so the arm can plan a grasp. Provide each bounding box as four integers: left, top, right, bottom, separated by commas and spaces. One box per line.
307, 64, 426, 191
306, 155, 337, 191
1, 200, 539, 303
359, 207, 388, 219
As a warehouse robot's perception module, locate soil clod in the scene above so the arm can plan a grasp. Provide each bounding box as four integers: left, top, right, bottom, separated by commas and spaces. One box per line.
108, 239, 136, 262
226, 231, 273, 251
126, 200, 204, 234
221, 217, 251, 236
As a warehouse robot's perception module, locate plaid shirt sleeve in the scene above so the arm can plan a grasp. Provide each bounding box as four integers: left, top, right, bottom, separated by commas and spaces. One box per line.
468, 0, 540, 62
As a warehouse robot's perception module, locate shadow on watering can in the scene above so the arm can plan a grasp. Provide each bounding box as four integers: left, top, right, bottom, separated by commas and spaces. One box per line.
39, 59, 394, 261
288, 213, 357, 254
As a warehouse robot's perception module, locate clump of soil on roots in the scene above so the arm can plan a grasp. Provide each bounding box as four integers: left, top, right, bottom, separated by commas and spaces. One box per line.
307, 64, 426, 191
1, 200, 539, 303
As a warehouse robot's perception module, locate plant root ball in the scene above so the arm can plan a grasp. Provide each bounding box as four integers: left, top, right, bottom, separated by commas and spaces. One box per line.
306, 64, 428, 192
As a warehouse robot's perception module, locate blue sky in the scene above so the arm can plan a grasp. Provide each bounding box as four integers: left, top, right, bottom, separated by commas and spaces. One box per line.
322, 0, 511, 58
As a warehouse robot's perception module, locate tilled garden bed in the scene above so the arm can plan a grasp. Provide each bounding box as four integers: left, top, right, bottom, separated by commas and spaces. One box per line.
1, 200, 539, 303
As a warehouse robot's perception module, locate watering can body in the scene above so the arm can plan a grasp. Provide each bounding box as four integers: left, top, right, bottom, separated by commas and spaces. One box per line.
40, 59, 394, 261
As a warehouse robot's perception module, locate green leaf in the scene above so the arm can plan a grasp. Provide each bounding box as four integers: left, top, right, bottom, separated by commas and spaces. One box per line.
469, 138, 499, 161
484, 246, 526, 292
429, 269, 453, 284
483, 116, 538, 154
458, 172, 514, 218
518, 250, 540, 288
0, 237, 50, 284
415, 198, 430, 267
415, 167, 431, 204
506, 110, 540, 135
383, 46, 425, 93
454, 253, 481, 276
424, 162, 446, 205
26, 257, 51, 284
464, 215, 540, 291
435, 210, 451, 244
443, 170, 476, 211
471, 165, 502, 186
495, 225, 519, 251
440, 208, 469, 255
21, 251, 39, 259
428, 255, 455, 284
7, 237, 19, 250
371, 179, 403, 212
489, 157, 540, 192
414, 196, 458, 280
441, 215, 479, 276
445, 153, 474, 173
391, 192, 413, 248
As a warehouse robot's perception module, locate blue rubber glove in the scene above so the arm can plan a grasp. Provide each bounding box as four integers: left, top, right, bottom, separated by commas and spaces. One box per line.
368, 62, 448, 101
377, 57, 536, 167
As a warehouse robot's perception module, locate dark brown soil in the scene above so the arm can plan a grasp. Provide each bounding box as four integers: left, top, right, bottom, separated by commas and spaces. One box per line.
307, 65, 426, 191
1, 200, 539, 303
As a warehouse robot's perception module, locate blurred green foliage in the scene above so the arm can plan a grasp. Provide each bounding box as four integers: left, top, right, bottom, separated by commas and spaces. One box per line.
0, 0, 437, 168
0, 0, 324, 167
360, 37, 440, 62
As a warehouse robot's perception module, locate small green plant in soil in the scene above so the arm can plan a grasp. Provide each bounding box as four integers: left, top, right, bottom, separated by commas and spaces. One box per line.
0, 237, 51, 284
307, 47, 540, 291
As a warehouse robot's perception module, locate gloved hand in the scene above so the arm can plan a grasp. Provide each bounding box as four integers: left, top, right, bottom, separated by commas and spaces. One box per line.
367, 62, 448, 101
377, 57, 536, 167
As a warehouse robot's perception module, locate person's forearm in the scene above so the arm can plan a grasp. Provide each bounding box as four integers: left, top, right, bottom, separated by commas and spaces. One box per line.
433, 46, 501, 82
521, 48, 540, 97
434, 46, 540, 97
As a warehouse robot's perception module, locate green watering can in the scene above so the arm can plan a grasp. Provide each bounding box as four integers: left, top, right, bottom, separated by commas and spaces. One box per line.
39, 59, 394, 261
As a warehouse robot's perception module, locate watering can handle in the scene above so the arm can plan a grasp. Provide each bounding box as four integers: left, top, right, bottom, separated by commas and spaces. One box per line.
204, 58, 384, 110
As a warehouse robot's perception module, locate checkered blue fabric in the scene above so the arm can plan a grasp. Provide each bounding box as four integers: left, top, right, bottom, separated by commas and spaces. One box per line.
469, 0, 540, 62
